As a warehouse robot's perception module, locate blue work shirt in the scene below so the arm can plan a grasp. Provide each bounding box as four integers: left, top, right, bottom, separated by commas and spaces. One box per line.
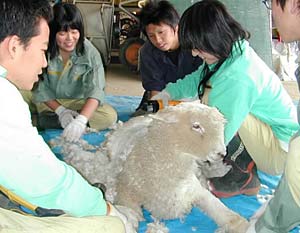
139, 40, 202, 91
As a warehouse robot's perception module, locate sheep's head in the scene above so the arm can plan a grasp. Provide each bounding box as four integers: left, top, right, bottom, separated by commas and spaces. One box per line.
149, 101, 227, 165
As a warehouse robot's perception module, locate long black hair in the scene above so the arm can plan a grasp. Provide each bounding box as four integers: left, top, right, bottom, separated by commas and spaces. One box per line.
48, 2, 85, 59
179, 0, 249, 100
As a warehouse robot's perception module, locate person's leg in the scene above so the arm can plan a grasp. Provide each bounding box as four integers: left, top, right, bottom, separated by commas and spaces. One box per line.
209, 114, 288, 198
238, 114, 287, 175
255, 137, 300, 232
0, 207, 125, 233
88, 103, 118, 130
36, 99, 117, 131
57, 99, 117, 131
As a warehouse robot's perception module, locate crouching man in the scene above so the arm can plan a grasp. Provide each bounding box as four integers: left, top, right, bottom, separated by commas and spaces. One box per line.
247, 0, 300, 232
0, 0, 136, 232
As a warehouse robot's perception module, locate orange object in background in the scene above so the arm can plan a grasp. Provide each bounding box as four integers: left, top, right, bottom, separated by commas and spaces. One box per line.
156, 99, 182, 110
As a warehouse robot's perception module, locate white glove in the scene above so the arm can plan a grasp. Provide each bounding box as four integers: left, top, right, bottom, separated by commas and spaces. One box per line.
107, 202, 137, 233
62, 114, 88, 142
55, 105, 79, 128
150, 90, 171, 108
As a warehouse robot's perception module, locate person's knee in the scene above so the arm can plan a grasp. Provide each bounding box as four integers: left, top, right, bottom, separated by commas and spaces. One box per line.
89, 104, 117, 130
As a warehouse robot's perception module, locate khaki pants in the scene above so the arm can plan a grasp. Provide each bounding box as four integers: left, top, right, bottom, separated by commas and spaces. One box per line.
21, 91, 117, 131
202, 88, 287, 175
238, 114, 287, 175
0, 207, 125, 233
285, 136, 300, 207
239, 115, 300, 207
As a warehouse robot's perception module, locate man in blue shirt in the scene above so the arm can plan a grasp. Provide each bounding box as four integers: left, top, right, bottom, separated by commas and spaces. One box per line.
133, 0, 202, 115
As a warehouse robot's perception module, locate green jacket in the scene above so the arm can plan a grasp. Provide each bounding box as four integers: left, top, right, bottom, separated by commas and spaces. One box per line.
33, 39, 105, 104
165, 40, 299, 145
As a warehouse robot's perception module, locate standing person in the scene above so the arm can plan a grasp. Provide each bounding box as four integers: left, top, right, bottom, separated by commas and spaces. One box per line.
0, 0, 135, 232
26, 2, 117, 142
246, 0, 300, 232
133, 0, 202, 115
152, 0, 299, 200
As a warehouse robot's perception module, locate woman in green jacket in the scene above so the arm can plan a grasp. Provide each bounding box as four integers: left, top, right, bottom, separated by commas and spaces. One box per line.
152, 0, 299, 200
32, 3, 117, 142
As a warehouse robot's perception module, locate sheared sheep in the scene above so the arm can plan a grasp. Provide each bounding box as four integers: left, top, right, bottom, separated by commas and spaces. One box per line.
59, 101, 249, 233
104, 102, 249, 233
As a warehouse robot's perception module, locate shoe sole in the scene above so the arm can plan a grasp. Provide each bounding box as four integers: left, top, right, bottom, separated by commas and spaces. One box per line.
209, 161, 261, 198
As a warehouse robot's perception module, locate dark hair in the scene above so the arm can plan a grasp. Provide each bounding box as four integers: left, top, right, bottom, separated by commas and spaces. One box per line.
0, 0, 52, 47
276, 0, 287, 9
179, 0, 249, 99
139, 0, 180, 37
48, 2, 85, 59
275, 0, 300, 10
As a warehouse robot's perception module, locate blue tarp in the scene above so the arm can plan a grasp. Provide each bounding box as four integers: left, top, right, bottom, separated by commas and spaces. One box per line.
40, 95, 300, 233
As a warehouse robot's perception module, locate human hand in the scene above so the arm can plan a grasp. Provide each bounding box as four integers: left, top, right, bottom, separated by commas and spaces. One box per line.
150, 90, 171, 108
107, 202, 138, 233
55, 105, 79, 128
62, 114, 88, 142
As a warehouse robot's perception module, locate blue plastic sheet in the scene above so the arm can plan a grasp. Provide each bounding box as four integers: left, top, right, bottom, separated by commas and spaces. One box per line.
40, 95, 300, 233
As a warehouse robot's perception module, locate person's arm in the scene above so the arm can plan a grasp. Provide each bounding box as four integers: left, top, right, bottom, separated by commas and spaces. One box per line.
208, 74, 257, 145
164, 65, 204, 100
44, 99, 61, 111
82, 39, 105, 104
149, 90, 160, 98
79, 98, 99, 119
0, 80, 107, 217
139, 43, 166, 92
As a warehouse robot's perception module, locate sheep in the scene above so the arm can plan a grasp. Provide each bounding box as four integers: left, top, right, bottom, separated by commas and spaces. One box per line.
104, 102, 249, 233
59, 101, 249, 233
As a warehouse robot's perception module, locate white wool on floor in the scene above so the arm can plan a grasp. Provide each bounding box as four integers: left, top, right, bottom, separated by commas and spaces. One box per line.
146, 220, 169, 233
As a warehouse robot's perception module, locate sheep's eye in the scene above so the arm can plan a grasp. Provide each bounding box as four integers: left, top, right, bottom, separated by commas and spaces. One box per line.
192, 122, 205, 134
192, 122, 201, 129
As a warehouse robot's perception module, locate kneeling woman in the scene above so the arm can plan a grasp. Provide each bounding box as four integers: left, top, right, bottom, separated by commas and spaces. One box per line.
152, 0, 299, 197
33, 3, 117, 142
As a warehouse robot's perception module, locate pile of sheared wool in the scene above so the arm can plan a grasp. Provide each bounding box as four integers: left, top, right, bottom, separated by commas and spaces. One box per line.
49, 124, 126, 203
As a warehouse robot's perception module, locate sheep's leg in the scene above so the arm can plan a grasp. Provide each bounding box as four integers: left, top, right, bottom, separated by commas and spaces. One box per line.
194, 186, 249, 233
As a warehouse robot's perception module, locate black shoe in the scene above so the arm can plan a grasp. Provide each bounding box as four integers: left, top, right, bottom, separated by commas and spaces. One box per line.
37, 111, 62, 130
208, 134, 261, 198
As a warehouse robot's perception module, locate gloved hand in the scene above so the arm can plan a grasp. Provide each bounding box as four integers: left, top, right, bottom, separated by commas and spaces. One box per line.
62, 114, 88, 142
107, 202, 138, 233
55, 105, 79, 128
150, 90, 171, 108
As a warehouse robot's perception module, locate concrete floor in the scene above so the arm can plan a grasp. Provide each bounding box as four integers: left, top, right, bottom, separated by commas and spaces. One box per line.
105, 64, 143, 96
105, 63, 300, 102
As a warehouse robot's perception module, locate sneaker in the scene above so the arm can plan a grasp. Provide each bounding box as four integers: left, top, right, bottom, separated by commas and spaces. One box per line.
208, 134, 261, 198
37, 111, 62, 130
